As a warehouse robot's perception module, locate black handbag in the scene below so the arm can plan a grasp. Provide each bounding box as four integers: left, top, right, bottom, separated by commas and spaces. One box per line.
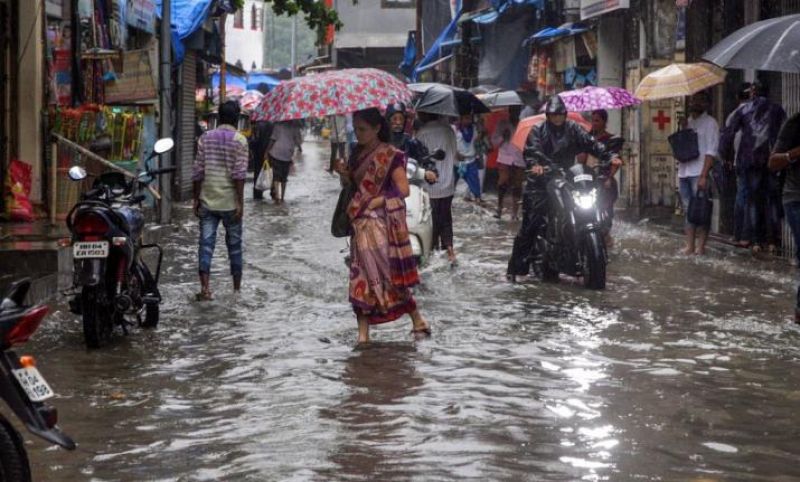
687, 188, 713, 226
331, 183, 355, 238
668, 129, 700, 163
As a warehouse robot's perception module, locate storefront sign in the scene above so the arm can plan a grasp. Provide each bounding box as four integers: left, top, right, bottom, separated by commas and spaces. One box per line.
580, 0, 630, 20
126, 0, 156, 34
105, 49, 158, 103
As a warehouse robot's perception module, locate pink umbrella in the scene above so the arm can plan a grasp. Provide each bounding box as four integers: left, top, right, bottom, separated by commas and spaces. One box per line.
251, 68, 413, 121
557, 86, 641, 112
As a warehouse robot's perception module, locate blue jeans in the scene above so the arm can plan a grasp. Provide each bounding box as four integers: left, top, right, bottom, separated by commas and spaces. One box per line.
198, 206, 243, 276
454, 160, 481, 199
784, 201, 800, 310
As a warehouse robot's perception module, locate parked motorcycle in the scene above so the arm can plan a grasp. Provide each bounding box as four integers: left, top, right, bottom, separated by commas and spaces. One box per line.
406, 149, 445, 264
534, 163, 608, 290
65, 138, 175, 348
0, 279, 75, 481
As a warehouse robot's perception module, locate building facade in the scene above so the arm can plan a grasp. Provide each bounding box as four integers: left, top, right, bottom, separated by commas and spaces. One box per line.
225, 0, 266, 70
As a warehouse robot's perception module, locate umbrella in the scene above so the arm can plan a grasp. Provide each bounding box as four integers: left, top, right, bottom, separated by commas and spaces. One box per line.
469, 84, 503, 94
251, 68, 412, 121
477, 90, 524, 109
239, 90, 264, 113
703, 14, 800, 73
634, 63, 726, 101
557, 86, 641, 112
511, 113, 591, 151
409, 83, 490, 117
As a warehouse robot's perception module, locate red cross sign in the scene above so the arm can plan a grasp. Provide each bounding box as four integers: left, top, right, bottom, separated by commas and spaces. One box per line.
652, 110, 671, 131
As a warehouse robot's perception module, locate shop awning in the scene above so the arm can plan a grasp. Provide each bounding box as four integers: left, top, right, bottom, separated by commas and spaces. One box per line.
525, 22, 590, 45
461, 0, 544, 25
412, 4, 464, 80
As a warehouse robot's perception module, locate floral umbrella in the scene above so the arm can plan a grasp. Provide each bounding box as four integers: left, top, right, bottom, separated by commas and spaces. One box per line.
557, 86, 641, 112
238, 90, 264, 113
512, 113, 591, 151
251, 68, 413, 121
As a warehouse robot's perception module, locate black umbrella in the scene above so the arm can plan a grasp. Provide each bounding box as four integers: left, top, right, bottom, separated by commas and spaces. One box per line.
703, 14, 800, 73
409, 83, 490, 117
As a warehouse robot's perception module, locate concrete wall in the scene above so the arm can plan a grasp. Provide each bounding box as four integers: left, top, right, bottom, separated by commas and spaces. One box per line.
226, 0, 266, 70
334, 0, 415, 49
18, 0, 44, 204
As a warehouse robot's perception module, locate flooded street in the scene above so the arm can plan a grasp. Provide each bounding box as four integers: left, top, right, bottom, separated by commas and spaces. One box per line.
19, 140, 800, 481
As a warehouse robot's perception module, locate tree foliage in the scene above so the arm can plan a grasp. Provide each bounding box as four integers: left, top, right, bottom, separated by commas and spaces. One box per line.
261, 0, 357, 30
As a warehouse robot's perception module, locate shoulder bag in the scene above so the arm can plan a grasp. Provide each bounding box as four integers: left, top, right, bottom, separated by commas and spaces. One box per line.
668, 129, 700, 163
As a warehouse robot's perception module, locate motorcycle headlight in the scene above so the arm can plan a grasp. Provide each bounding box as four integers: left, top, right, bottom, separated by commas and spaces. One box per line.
572, 189, 597, 210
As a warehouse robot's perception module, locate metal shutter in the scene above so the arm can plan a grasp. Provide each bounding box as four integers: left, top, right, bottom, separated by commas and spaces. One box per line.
176, 50, 197, 201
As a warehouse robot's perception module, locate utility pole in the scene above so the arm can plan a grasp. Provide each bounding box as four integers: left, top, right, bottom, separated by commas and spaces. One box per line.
220, 13, 227, 103
159, 0, 173, 224
415, 0, 422, 61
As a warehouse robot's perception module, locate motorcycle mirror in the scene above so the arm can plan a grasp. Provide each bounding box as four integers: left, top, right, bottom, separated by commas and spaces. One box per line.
68, 166, 88, 181
432, 149, 446, 161
153, 138, 175, 155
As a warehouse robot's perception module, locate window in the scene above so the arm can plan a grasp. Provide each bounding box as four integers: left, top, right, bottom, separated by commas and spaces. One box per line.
233, 9, 244, 29
381, 0, 415, 8
251, 5, 263, 31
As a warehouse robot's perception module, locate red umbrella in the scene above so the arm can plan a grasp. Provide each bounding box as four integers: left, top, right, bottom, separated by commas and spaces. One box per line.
251, 68, 412, 121
511, 113, 592, 151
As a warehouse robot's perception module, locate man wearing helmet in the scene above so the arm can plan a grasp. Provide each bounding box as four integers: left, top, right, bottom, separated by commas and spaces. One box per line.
386, 103, 438, 183
506, 95, 623, 282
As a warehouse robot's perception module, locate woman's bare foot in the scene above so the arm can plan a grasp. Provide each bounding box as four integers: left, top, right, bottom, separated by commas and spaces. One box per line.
682, 246, 695, 255
695, 246, 706, 256
410, 310, 432, 340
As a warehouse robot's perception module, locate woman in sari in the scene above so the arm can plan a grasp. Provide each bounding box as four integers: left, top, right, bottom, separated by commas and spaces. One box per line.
335, 108, 432, 344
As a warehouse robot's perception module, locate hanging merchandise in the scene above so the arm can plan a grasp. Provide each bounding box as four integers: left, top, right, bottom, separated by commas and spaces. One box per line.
4, 160, 35, 222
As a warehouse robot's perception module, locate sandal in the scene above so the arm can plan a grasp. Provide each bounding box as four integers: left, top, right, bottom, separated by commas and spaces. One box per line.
411, 326, 432, 340
195, 290, 213, 301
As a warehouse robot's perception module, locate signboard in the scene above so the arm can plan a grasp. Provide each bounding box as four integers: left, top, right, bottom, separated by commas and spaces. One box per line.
126, 0, 156, 34
105, 49, 158, 103
580, 0, 630, 20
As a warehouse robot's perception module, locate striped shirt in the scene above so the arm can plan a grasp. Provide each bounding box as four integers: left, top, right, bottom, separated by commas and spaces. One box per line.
416, 119, 457, 199
192, 125, 249, 211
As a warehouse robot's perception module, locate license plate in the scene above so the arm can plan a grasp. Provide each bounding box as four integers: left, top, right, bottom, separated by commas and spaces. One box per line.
73, 241, 109, 259
12, 367, 54, 402
574, 174, 594, 183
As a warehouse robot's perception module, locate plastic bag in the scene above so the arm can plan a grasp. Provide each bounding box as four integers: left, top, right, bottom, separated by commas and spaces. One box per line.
4, 159, 34, 222
255, 159, 273, 192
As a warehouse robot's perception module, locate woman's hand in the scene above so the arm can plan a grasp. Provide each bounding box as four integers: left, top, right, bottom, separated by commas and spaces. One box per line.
334, 159, 349, 176
368, 196, 385, 210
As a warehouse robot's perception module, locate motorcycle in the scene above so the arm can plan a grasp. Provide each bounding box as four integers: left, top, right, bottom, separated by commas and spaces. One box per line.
534, 162, 609, 290
65, 138, 176, 348
0, 279, 75, 481
406, 150, 445, 265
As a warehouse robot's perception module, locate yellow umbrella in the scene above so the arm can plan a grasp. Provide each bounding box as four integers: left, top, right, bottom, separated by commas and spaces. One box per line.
634, 63, 727, 101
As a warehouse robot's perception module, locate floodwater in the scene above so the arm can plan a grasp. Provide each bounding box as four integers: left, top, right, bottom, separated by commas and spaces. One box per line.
14, 140, 800, 481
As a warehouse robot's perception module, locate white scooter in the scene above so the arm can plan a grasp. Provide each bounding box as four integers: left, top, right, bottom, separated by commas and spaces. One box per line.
405, 150, 445, 265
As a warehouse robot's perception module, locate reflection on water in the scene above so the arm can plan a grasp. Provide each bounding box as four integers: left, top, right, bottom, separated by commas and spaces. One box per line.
18, 141, 800, 481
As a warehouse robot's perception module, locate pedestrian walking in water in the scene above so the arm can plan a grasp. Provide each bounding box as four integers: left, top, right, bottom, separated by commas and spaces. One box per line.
769, 112, 800, 323
493, 108, 524, 220
334, 108, 431, 344
678, 92, 718, 256
328, 114, 348, 172
268, 120, 303, 204
720, 82, 787, 254
250, 120, 274, 200
192, 100, 248, 300
454, 114, 483, 204
416, 112, 459, 265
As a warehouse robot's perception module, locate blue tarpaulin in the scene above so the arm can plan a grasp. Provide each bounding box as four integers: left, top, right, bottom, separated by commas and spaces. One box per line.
489, 0, 544, 14
412, 0, 463, 81
246, 73, 281, 91
525, 22, 589, 45
399, 31, 417, 79
155, 0, 215, 63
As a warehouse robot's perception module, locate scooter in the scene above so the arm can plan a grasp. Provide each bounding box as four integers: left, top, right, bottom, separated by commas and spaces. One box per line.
534, 163, 609, 290
406, 150, 445, 265
0, 279, 75, 481
65, 138, 176, 348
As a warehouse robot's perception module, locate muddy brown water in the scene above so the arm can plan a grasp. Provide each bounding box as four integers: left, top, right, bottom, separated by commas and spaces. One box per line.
10, 141, 800, 481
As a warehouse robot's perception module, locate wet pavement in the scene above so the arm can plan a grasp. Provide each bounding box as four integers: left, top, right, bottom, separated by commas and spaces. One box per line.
15, 140, 800, 481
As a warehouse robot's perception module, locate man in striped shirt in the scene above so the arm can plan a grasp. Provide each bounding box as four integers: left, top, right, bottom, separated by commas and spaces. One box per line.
192, 101, 248, 299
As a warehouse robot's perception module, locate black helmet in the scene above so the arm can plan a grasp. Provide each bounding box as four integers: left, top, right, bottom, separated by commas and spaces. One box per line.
544, 95, 568, 115
386, 102, 407, 120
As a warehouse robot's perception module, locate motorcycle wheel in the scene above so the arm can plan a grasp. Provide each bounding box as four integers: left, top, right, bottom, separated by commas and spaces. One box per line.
81, 287, 113, 349
142, 303, 159, 329
0, 417, 31, 482
582, 231, 607, 290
